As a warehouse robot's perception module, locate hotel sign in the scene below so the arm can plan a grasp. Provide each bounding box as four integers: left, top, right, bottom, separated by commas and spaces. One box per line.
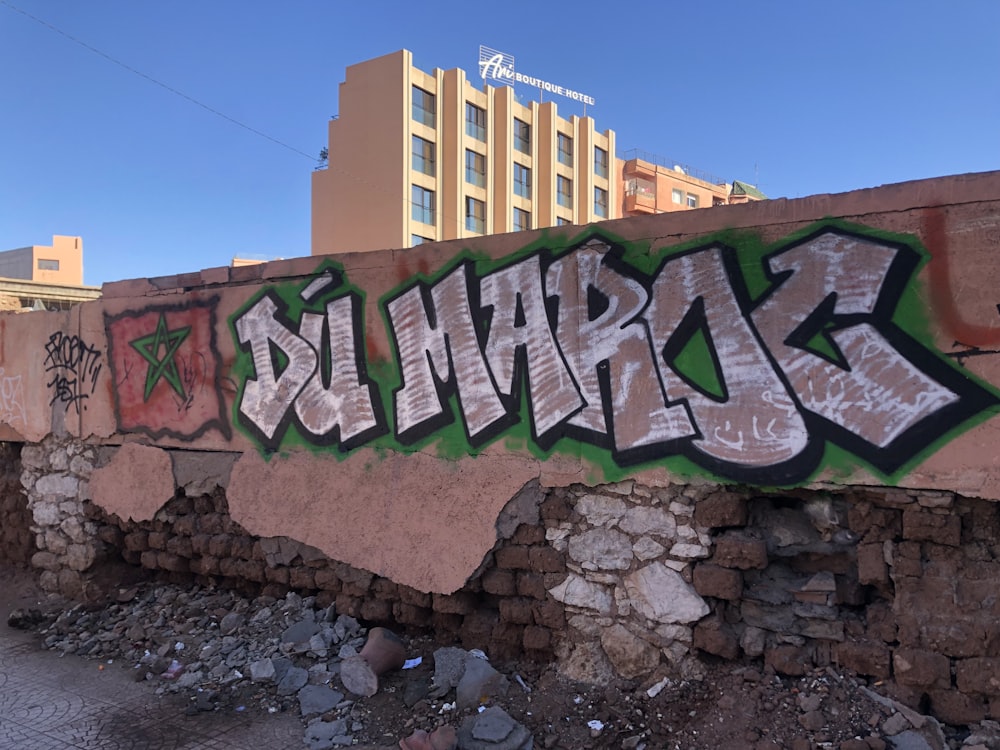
478, 45, 595, 107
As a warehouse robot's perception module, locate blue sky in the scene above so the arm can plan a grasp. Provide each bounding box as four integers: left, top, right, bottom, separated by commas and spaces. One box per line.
1, 1, 998, 287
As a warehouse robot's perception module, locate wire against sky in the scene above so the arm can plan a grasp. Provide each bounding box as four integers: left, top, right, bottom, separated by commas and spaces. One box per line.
0, 0, 317, 162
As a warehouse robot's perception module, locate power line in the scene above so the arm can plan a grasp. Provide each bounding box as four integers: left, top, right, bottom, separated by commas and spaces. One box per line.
0, 0, 316, 162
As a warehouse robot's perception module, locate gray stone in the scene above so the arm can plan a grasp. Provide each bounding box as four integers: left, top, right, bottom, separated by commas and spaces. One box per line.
496, 479, 543, 539
459, 706, 533, 750
741, 626, 767, 657
600, 624, 660, 679
557, 641, 615, 684
632, 536, 665, 561
34, 474, 80, 499
250, 657, 276, 682
887, 729, 934, 750
624, 563, 709, 624
575, 494, 627, 526
282, 619, 320, 646
276, 665, 309, 695
884, 711, 913, 735
65, 543, 97, 572
548, 574, 613, 614
568, 528, 633, 570
219, 612, 245, 636
618, 506, 676, 538
668, 542, 709, 559
431, 646, 468, 694
304, 718, 350, 750
31, 502, 63, 527
456, 654, 509, 709
298, 684, 345, 716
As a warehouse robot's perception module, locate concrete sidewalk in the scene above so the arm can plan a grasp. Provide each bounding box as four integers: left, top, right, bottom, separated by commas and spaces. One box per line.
0, 567, 305, 749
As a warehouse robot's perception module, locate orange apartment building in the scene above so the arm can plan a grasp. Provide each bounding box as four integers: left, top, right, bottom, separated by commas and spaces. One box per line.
311, 50, 764, 255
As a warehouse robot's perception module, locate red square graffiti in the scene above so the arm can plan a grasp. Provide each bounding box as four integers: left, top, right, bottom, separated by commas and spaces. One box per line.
105, 299, 230, 441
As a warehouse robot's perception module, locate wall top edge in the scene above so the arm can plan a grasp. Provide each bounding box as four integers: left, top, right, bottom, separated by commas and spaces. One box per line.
100, 169, 1000, 299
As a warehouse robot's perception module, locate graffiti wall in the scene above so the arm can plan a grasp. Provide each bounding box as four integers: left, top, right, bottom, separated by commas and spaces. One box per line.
4, 171, 1000, 592
227, 226, 996, 485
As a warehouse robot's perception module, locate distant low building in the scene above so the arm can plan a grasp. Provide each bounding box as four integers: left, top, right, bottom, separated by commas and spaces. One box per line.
0, 235, 101, 311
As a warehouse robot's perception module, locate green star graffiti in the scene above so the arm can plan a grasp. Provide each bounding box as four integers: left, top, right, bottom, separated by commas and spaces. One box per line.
129, 312, 191, 401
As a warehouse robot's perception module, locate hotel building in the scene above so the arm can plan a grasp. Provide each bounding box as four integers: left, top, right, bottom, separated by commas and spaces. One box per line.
312, 50, 762, 256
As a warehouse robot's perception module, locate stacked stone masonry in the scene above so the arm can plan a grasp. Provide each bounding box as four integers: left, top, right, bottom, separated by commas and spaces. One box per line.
10, 436, 1000, 726
0, 443, 33, 565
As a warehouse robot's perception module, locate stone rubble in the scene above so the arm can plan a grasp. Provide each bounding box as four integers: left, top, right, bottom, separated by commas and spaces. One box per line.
18, 577, 1000, 750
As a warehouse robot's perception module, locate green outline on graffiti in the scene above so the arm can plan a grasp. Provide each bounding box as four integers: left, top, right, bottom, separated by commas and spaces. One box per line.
228, 223, 1000, 486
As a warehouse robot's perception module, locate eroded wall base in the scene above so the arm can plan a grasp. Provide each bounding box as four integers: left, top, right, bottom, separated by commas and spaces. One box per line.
10, 440, 1000, 726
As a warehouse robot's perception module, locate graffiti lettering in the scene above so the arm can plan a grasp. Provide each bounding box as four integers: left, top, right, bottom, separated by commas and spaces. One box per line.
233, 268, 386, 452
0, 369, 25, 426
230, 228, 997, 482
43, 332, 102, 414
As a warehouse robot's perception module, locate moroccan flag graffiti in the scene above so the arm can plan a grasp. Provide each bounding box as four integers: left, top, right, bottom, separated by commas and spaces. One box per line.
105, 298, 230, 441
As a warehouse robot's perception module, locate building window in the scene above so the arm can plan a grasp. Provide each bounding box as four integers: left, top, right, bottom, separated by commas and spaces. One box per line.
513, 118, 530, 154
514, 163, 531, 198
594, 146, 609, 178
466, 197, 485, 233
687, 193, 699, 208
594, 187, 608, 218
513, 208, 531, 231
465, 103, 486, 141
412, 135, 435, 176
558, 133, 573, 166
411, 234, 433, 246
465, 150, 486, 187
557, 216, 572, 226
672, 188, 684, 205
557, 175, 573, 208
411, 185, 435, 225
412, 86, 435, 127
37, 258, 60, 271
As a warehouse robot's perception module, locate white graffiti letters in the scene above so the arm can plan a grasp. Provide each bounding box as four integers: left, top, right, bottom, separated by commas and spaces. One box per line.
0, 368, 25, 426
546, 240, 694, 453
752, 233, 958, 447
233, 229, 994, 481
481, 254, 583, 439
235, 290, 383, 450
387, 263, 507, 443
645, 246, 809, 468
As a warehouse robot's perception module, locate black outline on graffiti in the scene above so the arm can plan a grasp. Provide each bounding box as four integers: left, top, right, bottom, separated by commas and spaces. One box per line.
232, 284, 388, 454
104, 297, 232, 441
751, 227, 998, 477
43, 331, 103, 415
380, 228, 998, 483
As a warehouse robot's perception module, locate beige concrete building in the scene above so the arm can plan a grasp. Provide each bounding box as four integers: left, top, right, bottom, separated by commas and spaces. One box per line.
0, 235, 100, 311
312, 50, 764, 256
0, 235, 85, 285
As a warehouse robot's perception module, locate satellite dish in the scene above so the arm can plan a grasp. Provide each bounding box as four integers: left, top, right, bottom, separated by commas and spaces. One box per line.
673, 165, 685, 174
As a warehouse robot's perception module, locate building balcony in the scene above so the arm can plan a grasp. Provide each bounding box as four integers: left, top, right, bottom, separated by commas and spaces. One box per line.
624, 193, 657, 214
622, 158, 656, 179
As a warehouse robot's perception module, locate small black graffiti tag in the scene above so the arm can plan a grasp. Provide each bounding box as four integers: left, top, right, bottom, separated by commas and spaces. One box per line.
43, 331, 103, 414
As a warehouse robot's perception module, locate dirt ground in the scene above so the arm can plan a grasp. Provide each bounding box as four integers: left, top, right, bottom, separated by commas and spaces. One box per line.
2, 563, 991, 750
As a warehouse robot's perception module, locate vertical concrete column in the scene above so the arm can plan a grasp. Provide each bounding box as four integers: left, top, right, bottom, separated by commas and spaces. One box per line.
19, 435, 102, 596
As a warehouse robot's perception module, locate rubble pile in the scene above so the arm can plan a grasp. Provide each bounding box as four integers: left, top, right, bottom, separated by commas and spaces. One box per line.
18, 578, 1000, 750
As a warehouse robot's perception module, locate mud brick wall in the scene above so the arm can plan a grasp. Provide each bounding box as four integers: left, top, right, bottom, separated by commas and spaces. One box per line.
0, 443, 33, 565
12, 435, 1000, 726
84, 487, 569, 664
